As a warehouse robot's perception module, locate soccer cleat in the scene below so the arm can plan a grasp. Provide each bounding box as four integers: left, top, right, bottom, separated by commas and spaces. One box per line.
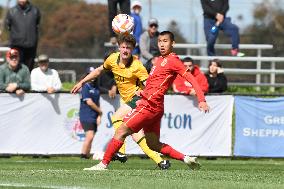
111, 152, 128, 163
184, 156, 201, 170
158, 160, 171, 170
83, 162, 107, 171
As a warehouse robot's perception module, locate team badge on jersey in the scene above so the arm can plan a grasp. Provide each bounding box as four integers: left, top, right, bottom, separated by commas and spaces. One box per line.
161, 58, 168, 67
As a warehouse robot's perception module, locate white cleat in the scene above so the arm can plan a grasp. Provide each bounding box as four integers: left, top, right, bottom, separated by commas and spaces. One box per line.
83, 162, 108, 171
184, 156, 201, 170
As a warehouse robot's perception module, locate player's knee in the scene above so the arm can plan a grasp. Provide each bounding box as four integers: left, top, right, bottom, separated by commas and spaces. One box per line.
115, 124, 132, 140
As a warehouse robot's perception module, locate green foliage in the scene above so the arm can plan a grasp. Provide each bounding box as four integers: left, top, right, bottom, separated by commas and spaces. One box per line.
61, 82, 75, 91
0, 157, 283, 189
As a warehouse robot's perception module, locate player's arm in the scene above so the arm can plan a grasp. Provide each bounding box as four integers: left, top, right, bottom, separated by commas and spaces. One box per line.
71, 65, 104, 94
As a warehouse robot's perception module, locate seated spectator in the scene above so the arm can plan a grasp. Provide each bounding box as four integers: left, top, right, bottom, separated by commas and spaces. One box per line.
80, 67, 102, 159
0, 48, 30, 96
205, 59, 228, 93
140, 18, 160, 65
172, 57, 208, 95
31, 54, 62, 93
97, 69, 117, 99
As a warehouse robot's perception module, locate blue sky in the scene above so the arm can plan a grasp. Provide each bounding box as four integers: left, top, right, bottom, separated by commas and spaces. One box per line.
2, 0, 266, 43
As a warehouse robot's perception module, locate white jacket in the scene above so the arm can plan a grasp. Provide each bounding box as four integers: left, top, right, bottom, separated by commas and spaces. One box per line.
31, 67, 62, 92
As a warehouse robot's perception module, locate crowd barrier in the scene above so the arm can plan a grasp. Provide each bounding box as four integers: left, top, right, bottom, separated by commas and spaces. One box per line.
0, 93, 283, 157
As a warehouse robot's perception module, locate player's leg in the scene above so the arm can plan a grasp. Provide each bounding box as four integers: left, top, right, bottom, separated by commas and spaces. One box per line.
144, 116, 200, 170
131, 130, 164, 166
111, 104, 132, 155
84, 122, 133, 171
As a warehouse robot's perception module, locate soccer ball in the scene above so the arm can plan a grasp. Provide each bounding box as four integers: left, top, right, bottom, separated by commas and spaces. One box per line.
112, 14, 134, 35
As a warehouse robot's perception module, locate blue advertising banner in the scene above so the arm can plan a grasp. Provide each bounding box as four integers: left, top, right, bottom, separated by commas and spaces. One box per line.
234, 96, 284, 157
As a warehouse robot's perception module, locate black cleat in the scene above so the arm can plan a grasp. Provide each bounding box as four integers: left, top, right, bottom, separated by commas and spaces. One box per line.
158, 160, 171, 170
111, 152, 128, 163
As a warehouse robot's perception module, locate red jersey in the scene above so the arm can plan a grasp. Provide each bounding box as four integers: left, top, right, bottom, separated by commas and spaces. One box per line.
141, 53, 206, 109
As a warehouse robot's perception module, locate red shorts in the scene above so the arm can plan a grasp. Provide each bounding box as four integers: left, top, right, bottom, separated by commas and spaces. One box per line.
123, 102, 164, 137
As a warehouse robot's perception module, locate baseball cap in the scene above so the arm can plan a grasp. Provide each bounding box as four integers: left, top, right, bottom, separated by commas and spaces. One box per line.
86, 67, 95, 73
37, 54, 49, 63
148, 18, 158, 26
131, 1, 142, 9
6, 48, 19, 59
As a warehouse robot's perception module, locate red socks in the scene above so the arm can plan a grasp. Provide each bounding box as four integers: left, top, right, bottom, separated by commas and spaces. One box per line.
160, 144, 184, 161
102, 138, 124, 165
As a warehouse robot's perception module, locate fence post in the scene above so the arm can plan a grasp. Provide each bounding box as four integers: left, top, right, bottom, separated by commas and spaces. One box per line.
256, 49, 262, 91
270, 61, 276, 92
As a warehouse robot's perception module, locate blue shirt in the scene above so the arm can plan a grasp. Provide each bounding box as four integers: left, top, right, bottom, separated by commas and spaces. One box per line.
79, 82, 100, 123
130, 13, 143, 44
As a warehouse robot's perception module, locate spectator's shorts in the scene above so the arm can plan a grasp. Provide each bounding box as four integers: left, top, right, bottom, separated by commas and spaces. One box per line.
81, 121, 98, 132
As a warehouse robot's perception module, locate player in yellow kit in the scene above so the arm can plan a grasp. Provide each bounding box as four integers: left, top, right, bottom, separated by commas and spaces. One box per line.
71, 34, 170, 170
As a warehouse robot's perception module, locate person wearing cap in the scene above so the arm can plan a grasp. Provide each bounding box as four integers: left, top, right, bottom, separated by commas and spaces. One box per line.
139, 18, 160, 65
79, 67, 102, 159
130, 1, 143, 55
5, 0, 41, 71
0, 48, 30, 96
30, 54, 62, 94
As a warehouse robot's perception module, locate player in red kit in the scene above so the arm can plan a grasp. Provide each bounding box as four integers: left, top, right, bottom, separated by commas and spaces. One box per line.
84, 31, 210, 171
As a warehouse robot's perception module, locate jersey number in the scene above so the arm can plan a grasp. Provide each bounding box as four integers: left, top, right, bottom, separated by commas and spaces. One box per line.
117, 76, 125, 82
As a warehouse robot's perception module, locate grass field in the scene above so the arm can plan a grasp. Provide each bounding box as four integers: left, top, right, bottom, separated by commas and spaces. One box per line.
0, 157, 284, 189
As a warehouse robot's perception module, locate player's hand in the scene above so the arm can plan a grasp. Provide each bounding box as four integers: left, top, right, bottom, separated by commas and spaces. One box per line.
71, 82, 83, 94
198, 101, 210, 113
108, 85, 117, 98
96, 115, 102, 125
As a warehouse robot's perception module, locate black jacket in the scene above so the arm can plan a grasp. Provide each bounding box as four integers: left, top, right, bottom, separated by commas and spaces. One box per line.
201, 0, 229, 19
206, 73, 228, 93
5, 2, 41, 48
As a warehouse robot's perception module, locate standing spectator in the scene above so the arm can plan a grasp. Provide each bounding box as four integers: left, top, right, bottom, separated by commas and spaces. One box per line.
31, 54, 62, 93
108, 0, 130, 44
173, 57, 208, 95
5, 0, 41, 71
130, 1, 143, 55
79, 67, 102, 159
205, 59, 228, 93
0, 48, 30, 96
200, 0, 244, 56
140, 18, 160, 65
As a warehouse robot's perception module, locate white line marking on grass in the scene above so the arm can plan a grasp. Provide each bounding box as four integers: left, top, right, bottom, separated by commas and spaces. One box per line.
0, 183, 87, 189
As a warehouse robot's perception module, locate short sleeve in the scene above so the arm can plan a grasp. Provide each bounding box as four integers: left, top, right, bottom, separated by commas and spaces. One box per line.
103, 54, 113, 70
81, 84, 91, 101
134, 62, 149, 82
169, 57, 188, 76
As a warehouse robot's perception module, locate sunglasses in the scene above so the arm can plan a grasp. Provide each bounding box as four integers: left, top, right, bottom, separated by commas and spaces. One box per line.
149, 24, 158, 28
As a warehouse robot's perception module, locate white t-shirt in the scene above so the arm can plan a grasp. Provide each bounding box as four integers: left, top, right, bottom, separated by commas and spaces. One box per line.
31, 67, 62, 91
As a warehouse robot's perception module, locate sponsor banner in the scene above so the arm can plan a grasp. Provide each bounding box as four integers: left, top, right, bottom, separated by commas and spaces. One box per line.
234, 96, 284, 157
0, 94, 233, 156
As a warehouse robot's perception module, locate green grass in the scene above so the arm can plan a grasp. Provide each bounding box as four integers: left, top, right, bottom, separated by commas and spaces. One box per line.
0, 157, 284, 189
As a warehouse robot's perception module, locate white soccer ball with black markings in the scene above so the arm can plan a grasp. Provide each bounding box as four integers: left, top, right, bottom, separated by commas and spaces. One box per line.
112, 14, 134, 35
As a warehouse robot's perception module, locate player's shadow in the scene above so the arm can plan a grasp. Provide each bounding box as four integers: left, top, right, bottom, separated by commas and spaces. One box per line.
41, 93, 61, 114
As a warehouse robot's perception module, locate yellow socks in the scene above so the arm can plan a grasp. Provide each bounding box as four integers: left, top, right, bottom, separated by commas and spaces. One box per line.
137, 137, 163, 164
111, 117, 126, 154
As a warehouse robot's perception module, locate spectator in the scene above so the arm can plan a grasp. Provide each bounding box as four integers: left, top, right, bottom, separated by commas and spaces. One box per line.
31, 54, 62, 93
200, 0, 244, 56
144, 55, 159, 74
108, 0, 130, 44
79, 67, 102, 159
130, 1, 143, 55
140, 18, 160, 65
0, 48, 30, 96
5, 0, 41, 72
205, 59, 228, 93
172, 57, 208, 95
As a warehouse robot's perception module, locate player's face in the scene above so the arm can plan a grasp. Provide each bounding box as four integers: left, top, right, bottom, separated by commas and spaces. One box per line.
158, 34, 173, 56
119, 42, 134, 60
184, 61, 193, 72
209, 62, 218, 74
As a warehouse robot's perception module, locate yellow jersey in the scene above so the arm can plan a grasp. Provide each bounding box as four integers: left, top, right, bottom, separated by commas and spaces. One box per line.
103, 52, 148, 103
